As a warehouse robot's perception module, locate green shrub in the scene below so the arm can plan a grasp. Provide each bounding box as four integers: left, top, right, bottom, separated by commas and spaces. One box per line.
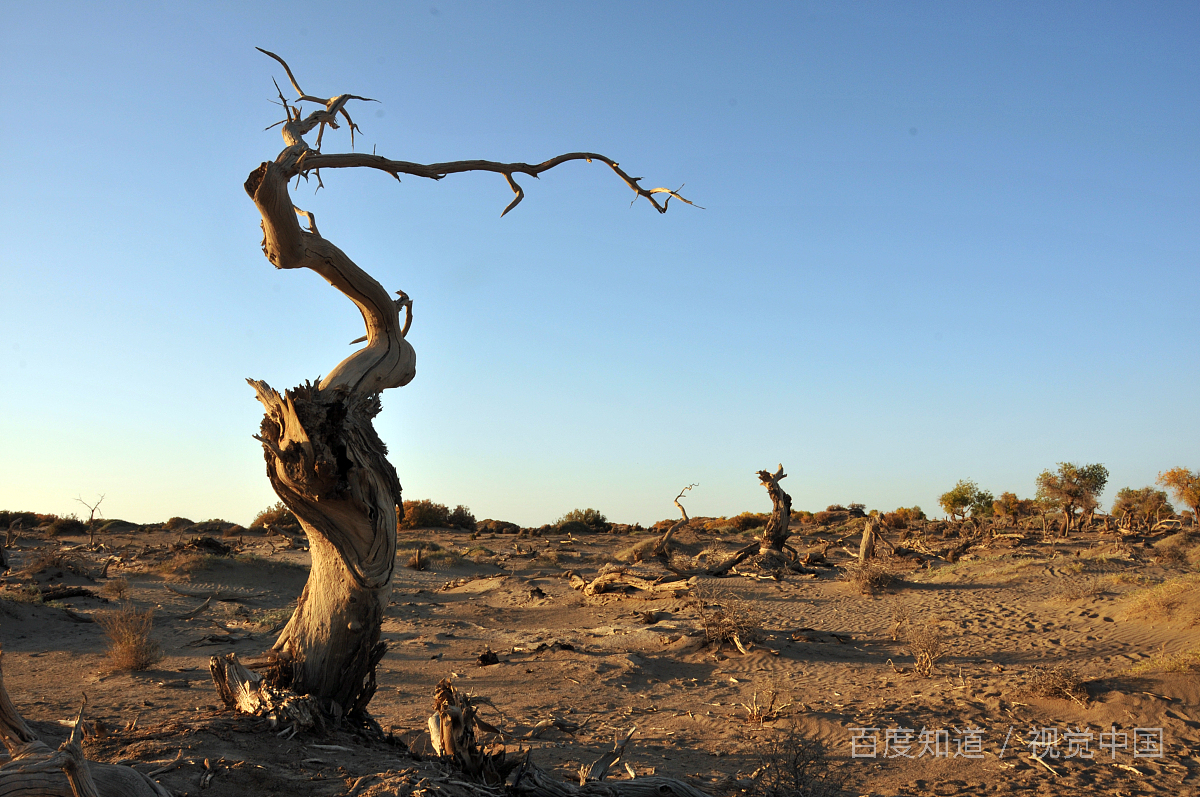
250, 502, 300, 532
555, 508, 609, 532
46, 515, 87, 537
448, 504, 477, 531
0, 510, 40, 529
399, 499, 451, 530
557, 520, 591, 537
729, 512, 770, 532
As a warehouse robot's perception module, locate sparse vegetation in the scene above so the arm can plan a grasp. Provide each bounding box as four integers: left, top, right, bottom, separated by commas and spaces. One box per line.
692, 582, 759, 650
97, 605, 163, 671
100, 578, 130, 600
1125, 573, 1200, 620
156, 552, 216, 576
843, 559, 896, 594
1026, 664, 1088, 704
904, 621, 945, 677
751, 721, 848, 797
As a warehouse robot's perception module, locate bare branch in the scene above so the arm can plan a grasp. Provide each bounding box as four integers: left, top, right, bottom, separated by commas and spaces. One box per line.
298, 151, 699, 214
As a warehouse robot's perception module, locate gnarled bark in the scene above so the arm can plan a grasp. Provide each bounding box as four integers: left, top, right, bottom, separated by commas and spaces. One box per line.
213, 50, 690, 724
756, 465, 792, 553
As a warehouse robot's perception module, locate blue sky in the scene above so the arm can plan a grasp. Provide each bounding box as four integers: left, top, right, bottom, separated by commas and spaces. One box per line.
1, 1, 1196, 527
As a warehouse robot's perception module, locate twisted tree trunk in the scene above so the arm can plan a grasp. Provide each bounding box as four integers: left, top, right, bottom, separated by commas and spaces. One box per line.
212, 50, 690, 724
757, 464, 792, 553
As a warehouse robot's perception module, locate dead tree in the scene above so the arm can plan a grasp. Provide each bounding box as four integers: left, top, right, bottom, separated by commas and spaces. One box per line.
210, 50, 691, 725
757, 464, 792, 553
649, 484, 697, 558
0, 649, 168, 797
75, 494, 104, 548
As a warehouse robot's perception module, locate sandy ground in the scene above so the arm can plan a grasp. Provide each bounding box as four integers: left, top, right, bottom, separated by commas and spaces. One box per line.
2, 520, 1199, 796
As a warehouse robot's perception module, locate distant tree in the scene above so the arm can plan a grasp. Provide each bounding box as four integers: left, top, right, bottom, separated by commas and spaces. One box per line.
992, 492, 1035, 525
1035, 462, 1109, 536
939, 480, 990, 522
1111, 487, 1173, 530
1157, 468, 1200, 522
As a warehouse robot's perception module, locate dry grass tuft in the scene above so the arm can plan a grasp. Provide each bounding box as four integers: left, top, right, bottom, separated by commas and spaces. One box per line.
741, 687, 793, 726
1026, 664, 1088, 705
844, 559, 896, 594
156, 552, 215, 576
97, 605, 162, 671
692, 583, 760, 651
1125, 574, 1200, 621
1127, 646, 1200, 675
904, 621, 945, 677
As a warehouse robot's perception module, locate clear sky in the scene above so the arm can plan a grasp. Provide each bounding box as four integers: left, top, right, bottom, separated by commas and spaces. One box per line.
1, 2, 1196, 527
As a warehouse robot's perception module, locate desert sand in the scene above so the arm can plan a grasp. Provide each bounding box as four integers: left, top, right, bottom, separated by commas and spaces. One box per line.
2, 518, 1198, 796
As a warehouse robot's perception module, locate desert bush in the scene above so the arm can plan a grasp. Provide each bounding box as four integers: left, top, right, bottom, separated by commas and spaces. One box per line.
843, 560, 896, 595
97, 605, 162, 671
556, 520, 591, 537
692, 583, 760, 650
555, 508, 608, 532
164, 516, 194, 530
447, 504, 477, 531
0, 510, 40, 529
790, 510, 814, 524
399, 499, 452, 530
882, 506, 926, 529
904, 622, 944, 677
741, 687, 793, 726
751, 721, 847, 797
100, 578, 130, 600
825, 504, 847, 512
729, 512, 770, 532
46, 514, 87, 537
475, 519, 520, 535
250, 501, 300, 532
1025, 664, 1087, 704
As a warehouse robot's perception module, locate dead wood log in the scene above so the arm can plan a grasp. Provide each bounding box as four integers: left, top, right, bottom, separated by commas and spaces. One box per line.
570, 570, 695, 597
756, 465, 792, 553
0, 649, 170, 797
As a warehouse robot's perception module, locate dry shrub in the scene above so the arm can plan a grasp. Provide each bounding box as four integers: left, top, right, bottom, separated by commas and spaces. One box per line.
741, 687, 793, 725
751, 721, 847, 797
1026, 664, 1088, 704
164, 516, 194, 530
729, 512, 770, 532
100, 578, 129, 600
844, 559, 895, 594
399, 499, 452, 530
890, 606, 911, 641
904, 622, 944, 677
692, 583, 760, 650
97, 605, 162, 671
